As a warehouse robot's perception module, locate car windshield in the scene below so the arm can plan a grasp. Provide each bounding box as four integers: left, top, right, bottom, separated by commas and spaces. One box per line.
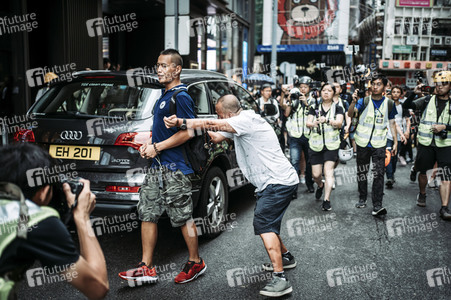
31, 81, 161, 120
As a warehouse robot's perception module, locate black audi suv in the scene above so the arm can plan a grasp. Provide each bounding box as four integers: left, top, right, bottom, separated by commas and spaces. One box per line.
17, 69, 258, 238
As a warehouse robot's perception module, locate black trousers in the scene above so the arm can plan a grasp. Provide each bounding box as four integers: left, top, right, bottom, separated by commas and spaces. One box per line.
356, 145, 386, 208
399, 136, 413, 159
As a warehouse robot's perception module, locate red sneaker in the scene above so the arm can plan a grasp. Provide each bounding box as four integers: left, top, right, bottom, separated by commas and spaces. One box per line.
174, 258, 207, 284
118, 262, 158, 283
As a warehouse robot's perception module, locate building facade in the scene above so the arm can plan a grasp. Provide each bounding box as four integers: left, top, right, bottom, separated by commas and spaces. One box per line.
379, 0, 451, 86
256, 0, 351, 84
0, 0, 255, 116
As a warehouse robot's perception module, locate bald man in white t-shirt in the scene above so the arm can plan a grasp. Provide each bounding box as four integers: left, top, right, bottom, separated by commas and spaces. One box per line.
164, 94, 299, 297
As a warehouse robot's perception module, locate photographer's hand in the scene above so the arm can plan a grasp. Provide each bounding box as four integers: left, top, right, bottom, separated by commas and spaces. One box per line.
414, 84, 424, 97
352, 90, 359, 103
299, 94, 308, 106
431, 124, 446, 133
63, 178, 95, 218
62, 179, 109, 299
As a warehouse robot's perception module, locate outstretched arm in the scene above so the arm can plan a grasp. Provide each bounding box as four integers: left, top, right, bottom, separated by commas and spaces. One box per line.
164, 115, 237, 133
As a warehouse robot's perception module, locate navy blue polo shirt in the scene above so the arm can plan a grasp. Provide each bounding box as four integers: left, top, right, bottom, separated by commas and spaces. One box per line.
151, 85, 195, 174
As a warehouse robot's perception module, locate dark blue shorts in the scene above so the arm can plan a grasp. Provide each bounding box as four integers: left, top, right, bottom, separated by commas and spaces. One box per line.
253, 184, 298, 235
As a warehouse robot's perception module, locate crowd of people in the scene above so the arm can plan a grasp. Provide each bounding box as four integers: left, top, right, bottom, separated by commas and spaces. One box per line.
252, 71, 451, 220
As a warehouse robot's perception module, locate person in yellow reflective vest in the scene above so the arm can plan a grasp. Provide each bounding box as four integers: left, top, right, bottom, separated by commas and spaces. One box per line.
403, 70, 451, 221
0, 144, 109, 299
348, 75, 398, 216
306, 83, 344, 211
282, 76, 315, 195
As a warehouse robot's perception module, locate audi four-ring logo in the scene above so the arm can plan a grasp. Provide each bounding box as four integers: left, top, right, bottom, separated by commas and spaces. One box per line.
60, 131, 83, 140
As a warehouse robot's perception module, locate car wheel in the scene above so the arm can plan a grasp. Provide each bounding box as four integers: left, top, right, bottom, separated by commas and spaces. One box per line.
195, 166, 229, 239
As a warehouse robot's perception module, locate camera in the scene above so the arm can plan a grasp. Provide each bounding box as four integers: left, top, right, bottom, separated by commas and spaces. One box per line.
50, 176, 84, 224
290, 92, 300, 101
311, 89, 319, 99
436, 130, 448, 139
62, 177, 84, 201
421, 86, 434, 94
414, 71, 423, 80
356, 89, 365, 99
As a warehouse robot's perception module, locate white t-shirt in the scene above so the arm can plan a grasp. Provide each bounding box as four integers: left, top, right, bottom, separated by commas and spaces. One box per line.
387, 103, 405, 141
219, 110, 299, 192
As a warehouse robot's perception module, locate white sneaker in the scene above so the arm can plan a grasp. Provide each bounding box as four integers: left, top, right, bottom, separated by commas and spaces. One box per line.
284, 148, 290, 159
300, 175, 306, 184
398, 156, 407, 166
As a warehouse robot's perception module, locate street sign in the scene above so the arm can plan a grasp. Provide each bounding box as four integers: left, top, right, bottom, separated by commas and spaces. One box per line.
279, 61, 289, 74
393, 45, 412, 54
347, 45, 359, 53
288, 63, 296, 77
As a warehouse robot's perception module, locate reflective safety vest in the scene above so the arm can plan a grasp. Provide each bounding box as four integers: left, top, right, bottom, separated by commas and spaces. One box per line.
335, 97, 345, 111
355, 97, 389, 148
0, 195, 59, 299
286, 102, 310, 138
309, 103, 341, 152
418, 95, 451, 147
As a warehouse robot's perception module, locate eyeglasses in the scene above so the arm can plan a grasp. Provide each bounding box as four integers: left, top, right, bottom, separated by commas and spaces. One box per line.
155, 63, 176, 70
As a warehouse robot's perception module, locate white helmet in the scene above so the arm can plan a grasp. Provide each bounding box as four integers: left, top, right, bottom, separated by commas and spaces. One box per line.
290, 87, 300, 95
338, 148, 353, 162
338, 141, 354, 162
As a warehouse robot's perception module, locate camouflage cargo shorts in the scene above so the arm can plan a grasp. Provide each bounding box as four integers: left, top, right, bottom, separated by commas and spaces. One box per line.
137, 169, 193, 227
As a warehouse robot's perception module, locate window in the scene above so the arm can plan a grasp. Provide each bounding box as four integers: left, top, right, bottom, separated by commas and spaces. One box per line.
432, 19, 451, 35
394, 17, 403, 35
207, 81, 234, 105
413, 18, 420, 35
33, 82, 161, 120
420, 47, 427, 61
411, 46, 418, 60
188, 83, 210, 114
422, 18, 431, 35
230, 84, 259, 113
404, 17, 411, 35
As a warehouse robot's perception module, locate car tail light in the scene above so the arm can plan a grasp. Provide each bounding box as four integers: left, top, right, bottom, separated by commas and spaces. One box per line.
13, 130, 35, 142
105, 185, 140, 193
114, 132, 151, 150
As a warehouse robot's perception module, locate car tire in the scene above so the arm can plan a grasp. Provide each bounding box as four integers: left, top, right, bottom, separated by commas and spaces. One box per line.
195, 166, 229, 239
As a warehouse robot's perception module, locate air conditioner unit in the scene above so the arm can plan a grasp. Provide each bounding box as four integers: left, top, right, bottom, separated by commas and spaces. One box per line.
445, 36, 451, 45
406, 36, 418, 45
433, 37, 443, 45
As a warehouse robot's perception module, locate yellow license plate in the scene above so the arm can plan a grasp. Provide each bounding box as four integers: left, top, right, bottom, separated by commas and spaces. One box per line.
49, 145, 101, 161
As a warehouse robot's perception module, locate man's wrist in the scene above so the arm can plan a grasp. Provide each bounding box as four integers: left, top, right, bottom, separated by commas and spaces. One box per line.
73, 212, 90, 224
153, 142, 162, 154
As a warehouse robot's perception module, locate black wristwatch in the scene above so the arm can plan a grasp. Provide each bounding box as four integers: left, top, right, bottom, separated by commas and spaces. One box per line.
180, 118, 187, 130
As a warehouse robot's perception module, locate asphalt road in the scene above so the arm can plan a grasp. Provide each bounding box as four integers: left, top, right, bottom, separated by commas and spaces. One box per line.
17, 156, 451, 299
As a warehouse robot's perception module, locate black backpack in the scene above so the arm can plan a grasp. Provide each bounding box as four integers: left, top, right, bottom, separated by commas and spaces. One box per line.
168, 89, 211, 174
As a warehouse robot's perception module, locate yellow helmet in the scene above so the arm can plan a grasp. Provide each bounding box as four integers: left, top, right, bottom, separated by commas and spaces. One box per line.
44, 72, 58, 84
433, 71, 451, 84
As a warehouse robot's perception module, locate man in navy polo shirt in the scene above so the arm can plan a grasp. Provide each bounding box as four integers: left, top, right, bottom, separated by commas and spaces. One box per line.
119, 49, 206, 285
348, 75, 398, 216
